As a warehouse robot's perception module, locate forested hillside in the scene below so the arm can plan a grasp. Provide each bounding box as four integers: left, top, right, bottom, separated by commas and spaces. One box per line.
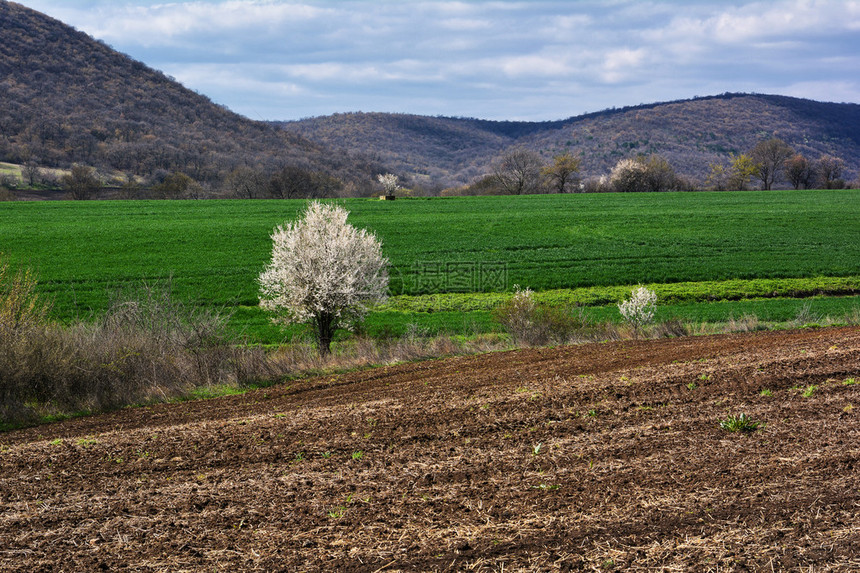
280, 94, 860, 189
1, 0, 858, 196
0, 1, 380, 190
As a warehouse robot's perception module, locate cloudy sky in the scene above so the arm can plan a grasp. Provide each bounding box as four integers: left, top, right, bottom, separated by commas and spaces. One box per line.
13, 0, 860, 121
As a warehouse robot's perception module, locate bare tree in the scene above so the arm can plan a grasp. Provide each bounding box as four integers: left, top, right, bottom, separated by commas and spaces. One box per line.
542, 152, 581, 193
642, 154, 677, 192
816, 155, 846, 189
269, 166, 317, 199
749, 138, 794, 190
226, 166, 267, 199
493, 148, 544, 195
61, 164, 101, 200
784, 154, 814, 190
118, 173, 144, 199
310, 172, 343, 198
258, 201, 389, 355
152, 171, 198, 199
22, 161, 40, 187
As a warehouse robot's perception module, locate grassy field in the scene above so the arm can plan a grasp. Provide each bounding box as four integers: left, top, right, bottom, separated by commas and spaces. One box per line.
1, 190, 858, 342
0, 162, 21, 183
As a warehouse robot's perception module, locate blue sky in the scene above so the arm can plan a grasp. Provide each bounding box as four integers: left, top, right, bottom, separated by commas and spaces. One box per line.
13, 0, 860, 121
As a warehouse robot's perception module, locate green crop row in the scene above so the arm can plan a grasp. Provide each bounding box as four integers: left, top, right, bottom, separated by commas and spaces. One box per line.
1, 190, 858, 323
382, 275, 860, 312
233, 295, 860, 345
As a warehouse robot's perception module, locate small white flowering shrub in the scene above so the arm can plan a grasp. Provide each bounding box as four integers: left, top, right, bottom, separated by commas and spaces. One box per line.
500, 285, 537, 335
618, 286, 657, 329
609, 158, 649, 193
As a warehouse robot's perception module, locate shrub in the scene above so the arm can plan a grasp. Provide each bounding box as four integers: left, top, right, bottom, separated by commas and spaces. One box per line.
618, 286, 657, 330
493, 286, 537, 343
0, 272, 252, 427
610, 158, 649, 193
726, 313, 765, 333
792, 302, 822, 327
653, 318, 690, 338
493, 286, 598, 346
0, 174, 19, 190
0, 256, 54, 423
0, 256, 50, 332
609, 155, 678, 193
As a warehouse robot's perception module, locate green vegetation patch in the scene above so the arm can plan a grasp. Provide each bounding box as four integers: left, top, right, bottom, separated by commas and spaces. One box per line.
0, 163, 22, 182
235, 295, 860, 345
383, 276, 860, 312
0, 190, 858, 326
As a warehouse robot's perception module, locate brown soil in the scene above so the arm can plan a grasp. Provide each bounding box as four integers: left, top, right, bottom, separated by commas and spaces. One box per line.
2, 327, 860, 572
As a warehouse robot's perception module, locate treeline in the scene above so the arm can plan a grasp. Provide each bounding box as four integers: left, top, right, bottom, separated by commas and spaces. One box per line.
0, 163, 367, 200
443, 137, 854, 196
2, 137, 854, 201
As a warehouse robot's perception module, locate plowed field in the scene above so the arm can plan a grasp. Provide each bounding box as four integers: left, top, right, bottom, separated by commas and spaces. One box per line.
2, 327, 860, 572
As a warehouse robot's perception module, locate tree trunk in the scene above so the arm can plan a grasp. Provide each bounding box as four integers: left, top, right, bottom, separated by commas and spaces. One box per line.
315, 312, 335, 356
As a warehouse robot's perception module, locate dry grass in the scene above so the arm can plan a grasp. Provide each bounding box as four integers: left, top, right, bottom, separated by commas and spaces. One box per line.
0, 267, 260, 426
263, 331, 508, 377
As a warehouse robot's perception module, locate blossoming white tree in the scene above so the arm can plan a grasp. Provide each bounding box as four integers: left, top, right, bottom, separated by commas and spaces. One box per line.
258, 201, 388, 355
377, 173, 400, 197
618, 286, 657, 331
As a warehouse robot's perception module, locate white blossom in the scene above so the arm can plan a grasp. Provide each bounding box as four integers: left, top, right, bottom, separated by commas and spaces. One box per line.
618, 286, 657, 329
377, 173, 400, 195
505, 284, 536, 332
258, 201, 388, 353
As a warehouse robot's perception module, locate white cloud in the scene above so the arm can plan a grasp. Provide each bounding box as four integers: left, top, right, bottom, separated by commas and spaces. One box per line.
653, 0, 860, 45
171, 63, 307, 95
439, 17, 493, 31
601, 48, 647, 84
89, 1, 327, 42
500, 53, 573, 78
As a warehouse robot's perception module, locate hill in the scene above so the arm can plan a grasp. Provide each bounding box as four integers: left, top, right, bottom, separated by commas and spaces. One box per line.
2, 326, 859, 570
280, 94, 860, 189
2, 1, 858, 194
0, 1, 381, 189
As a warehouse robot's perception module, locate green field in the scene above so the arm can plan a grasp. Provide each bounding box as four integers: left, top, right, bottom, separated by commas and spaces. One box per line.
0, 162, 22, 182
1, 190, 858, 342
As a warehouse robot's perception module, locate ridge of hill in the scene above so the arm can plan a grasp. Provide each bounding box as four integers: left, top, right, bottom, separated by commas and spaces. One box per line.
0, 1, 381, 187
280, 94, 860, 188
